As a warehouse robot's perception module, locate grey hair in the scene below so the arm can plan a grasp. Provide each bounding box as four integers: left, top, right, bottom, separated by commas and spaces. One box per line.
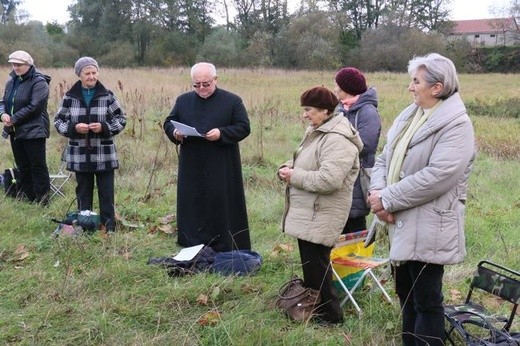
191, 62, 217, 78
407, 53, 459, 99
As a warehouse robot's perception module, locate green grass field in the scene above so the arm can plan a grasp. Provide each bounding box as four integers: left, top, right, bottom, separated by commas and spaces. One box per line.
1, 68, 519, 345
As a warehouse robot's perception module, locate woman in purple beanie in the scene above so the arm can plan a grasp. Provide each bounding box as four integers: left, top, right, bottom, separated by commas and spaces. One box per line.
334, 67, 382, 234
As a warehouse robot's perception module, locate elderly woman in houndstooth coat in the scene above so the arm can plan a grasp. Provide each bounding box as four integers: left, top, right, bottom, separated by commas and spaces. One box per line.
54, 57, 126, 233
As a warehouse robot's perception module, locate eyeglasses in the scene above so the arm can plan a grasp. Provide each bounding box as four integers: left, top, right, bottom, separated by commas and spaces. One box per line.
192, 79, 214, 88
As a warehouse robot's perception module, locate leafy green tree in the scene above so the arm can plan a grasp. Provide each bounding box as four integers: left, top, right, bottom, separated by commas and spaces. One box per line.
180, 0, 215, 41
413, 0, 451, 31
1, 0, 20, 24
381, 0, 451, 31
69, 0, 133, 40
101, 40, 137, 67
328, 0, 381, 41
197, 27, 243, 66
508, 0, 519, 44
327, 0, 451, 51
233, 0, 288, 38
276, 11, 342, 69
233, 0, 258, 41
45, 21, 65, 36
356, 25, 446, 71
230, 0, 290, 65
0, 21, 54, 65
243, 31, 276, 67
445, 39, 474, 73
67, 0, 109, 57
146, 28, 199, 66
0, 0, 488, 70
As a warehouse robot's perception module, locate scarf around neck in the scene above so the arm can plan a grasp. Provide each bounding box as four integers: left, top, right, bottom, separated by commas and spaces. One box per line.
367, 101, 443, 250
387, 103, 437, 185
341, 95, 360, 110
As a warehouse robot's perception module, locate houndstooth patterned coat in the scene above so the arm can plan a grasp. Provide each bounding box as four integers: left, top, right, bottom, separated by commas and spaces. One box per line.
54, 80, 126, 172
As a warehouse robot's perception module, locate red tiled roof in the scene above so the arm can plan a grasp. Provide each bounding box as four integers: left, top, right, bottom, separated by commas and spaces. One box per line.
451, 17, 518, 34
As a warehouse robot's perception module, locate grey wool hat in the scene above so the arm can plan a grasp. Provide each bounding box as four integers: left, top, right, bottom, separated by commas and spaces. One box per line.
74, 57, 99, 76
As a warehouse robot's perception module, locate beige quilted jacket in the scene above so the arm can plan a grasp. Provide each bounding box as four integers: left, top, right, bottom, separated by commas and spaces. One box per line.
280, 113, 363, 247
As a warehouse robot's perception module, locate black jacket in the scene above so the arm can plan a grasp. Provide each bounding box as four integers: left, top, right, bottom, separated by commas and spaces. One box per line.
0, 65, 51, 140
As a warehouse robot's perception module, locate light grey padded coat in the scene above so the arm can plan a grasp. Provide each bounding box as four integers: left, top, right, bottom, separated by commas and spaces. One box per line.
281, 113, 364, 247
371, 93, 476, 265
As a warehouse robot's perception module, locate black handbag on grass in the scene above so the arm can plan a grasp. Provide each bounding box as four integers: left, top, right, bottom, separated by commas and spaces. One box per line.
275, 276, 321, 322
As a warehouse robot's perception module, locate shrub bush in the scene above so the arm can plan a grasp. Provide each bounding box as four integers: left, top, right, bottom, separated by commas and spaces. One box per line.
465, 97, 520, 118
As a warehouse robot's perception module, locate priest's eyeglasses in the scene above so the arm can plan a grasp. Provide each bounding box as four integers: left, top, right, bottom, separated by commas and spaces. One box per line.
192, 79, 214, 88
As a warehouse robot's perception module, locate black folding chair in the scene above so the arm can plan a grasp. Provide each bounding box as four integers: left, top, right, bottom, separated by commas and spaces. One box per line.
444, 260, 520, 345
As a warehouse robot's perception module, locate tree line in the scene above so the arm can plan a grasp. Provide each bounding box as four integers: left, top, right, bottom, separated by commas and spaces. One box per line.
1, 0, 518, 72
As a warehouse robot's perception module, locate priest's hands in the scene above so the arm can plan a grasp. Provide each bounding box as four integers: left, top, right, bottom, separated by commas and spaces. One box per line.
205, 128, 220, 141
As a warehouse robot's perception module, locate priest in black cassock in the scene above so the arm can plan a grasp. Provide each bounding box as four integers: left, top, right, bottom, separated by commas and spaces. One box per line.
163, 62, 251, 252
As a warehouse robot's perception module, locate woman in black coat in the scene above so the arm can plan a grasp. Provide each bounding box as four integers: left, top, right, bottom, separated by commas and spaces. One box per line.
0, 50, 51, 204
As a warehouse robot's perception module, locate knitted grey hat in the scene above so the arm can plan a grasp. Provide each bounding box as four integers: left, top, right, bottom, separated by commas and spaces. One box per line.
74, 57, 99, 76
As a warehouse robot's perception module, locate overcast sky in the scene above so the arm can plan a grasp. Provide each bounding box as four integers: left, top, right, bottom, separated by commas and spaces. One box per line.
20, 0, 513, 25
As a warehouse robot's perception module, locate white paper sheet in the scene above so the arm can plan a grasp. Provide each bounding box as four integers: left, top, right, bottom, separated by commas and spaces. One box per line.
170, 120, 205, 137
172, 244, 204, 261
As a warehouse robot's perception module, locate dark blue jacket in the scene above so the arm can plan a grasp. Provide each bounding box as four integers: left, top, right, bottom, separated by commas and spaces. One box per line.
337, 87, 381, 218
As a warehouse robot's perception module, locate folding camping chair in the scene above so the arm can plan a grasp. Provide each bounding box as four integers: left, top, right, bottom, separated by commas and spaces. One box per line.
330, 229, 392, 315
444, 260, 520, 345
49, 152, 72, 199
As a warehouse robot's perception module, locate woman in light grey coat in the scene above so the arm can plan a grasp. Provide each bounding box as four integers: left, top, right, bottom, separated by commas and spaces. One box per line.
278, 86, 363, 325
367, 53, 476, 346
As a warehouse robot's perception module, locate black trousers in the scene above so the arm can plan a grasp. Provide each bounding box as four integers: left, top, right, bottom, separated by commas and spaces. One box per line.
10, 137, 50, 203
394, 261, 445, 346
75, 170, 115, 231
297, 238, 343, 323
342, 216, 367, 234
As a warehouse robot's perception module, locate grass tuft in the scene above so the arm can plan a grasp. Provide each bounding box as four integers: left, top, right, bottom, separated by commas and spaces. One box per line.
0, 68, 519, 344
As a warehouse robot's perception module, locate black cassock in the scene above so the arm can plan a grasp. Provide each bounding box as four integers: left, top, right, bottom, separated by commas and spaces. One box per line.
164, 88, 251, 252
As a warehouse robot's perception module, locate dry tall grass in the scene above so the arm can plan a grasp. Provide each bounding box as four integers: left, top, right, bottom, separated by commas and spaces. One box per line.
0, 67, 519, 345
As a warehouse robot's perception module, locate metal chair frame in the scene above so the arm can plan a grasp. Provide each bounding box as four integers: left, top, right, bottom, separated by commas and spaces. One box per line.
49, 160, 72, 199
330, 230, 392, 316
444, 260, 520, 345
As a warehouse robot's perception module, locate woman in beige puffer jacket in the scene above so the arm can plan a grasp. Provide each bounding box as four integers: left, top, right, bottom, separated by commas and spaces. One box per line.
278, 86, 363, 325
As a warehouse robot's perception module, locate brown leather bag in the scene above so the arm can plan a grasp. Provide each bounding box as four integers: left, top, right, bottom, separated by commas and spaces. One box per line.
275, 276, 321, 321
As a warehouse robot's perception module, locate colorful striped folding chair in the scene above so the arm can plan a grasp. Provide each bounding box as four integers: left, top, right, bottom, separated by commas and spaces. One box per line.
330, 229, 392, 315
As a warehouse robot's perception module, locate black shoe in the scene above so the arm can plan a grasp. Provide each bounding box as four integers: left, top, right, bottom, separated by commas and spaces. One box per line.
313, 316, 344, 327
